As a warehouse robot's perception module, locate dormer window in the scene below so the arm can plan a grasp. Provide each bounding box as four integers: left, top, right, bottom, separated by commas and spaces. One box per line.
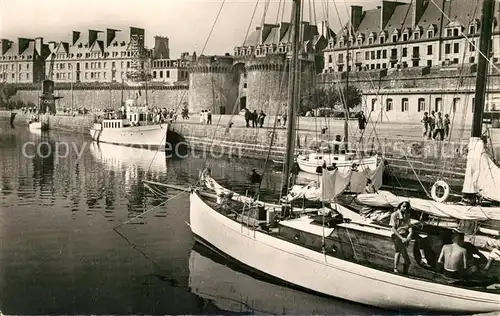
357, 39, 362, 46
368, 37, 373, 45
447, 29, 452, 37
380, 37, 385, 44
414, 32, 420, 40
392, 34, 398, 42
453, 28, 459, 36
427, 30, 434, 38
469, 25, 476, 34
402, 33, 408, 41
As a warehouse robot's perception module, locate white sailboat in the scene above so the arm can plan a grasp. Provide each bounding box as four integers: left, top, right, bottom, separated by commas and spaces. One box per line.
146, 0, 500, 312
188, 0, 500, 313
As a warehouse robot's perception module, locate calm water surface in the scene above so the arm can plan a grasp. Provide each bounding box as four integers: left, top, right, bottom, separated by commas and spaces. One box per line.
0, 120, 382, 315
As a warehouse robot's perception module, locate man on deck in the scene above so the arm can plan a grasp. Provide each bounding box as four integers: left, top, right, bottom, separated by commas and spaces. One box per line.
438, 229, 467, 279
390, 201, 413, 274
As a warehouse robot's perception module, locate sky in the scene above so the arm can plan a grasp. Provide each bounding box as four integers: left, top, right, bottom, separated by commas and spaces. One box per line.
0, 0, 381, 58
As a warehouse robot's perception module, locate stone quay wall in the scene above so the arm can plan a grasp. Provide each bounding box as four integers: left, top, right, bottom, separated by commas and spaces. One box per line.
1, 111, 95, 134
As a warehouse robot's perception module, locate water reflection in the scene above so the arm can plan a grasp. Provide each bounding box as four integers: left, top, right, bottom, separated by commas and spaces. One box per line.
188, 244, 380, 315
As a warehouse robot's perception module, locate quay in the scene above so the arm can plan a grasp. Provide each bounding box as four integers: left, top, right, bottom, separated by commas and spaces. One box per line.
3, 110, 500, 189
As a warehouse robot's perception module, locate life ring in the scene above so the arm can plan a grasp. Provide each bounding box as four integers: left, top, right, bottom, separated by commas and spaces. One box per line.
431, 180, 450, 203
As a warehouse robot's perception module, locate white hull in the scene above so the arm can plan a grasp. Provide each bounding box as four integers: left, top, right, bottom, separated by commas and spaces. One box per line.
189, 192, 500, 313
29, 122, 42, 130
89, 124, 167, 149
297, 154, 378, 174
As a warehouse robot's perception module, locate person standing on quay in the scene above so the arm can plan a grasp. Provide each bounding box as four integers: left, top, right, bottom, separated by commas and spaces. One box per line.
428, 111, 436, 139
421, 112, 429, 137
244, 108, 251, 127
444, 114, 451, 139
357, 111, 367, 133
433, 112, 444, 141
258, 110, 266, 127
207, 109, 212, 125
252, 110, 258, 128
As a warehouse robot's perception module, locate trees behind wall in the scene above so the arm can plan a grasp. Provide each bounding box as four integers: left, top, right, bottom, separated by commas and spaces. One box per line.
300, 86, 363, 116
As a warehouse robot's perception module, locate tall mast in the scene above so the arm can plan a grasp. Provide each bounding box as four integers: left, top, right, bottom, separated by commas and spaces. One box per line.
344, 24, 350, 151
283, 0, 302, 193
471, 0, 494, 137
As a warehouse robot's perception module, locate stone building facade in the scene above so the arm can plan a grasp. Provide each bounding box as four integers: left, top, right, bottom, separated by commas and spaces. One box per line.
0, 37, 50, 84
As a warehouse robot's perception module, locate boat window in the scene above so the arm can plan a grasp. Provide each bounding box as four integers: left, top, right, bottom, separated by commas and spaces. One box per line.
317, 156, 322, 160
334, 157, 338, 160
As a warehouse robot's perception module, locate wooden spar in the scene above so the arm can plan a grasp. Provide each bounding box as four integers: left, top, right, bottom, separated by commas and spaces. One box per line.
344, 22, 350, 151
282, 0, 302, 194
143, 179, 190, 191
471, 0, 495, 138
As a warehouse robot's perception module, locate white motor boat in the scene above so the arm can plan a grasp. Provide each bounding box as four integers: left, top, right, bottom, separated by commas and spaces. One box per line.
297, 151, 378, 174
89, 99, 167, 150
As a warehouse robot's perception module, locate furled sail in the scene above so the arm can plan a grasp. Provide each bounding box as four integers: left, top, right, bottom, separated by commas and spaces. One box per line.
462, 137, 500, 202
284, 161, 385, 202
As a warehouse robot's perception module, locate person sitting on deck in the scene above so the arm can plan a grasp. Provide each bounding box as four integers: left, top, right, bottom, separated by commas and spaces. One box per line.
249, 169, 262, 184
364, 179, 376, 193
438, 229, 467, 279
390, 201, 413, 274
332, 135, 343, 154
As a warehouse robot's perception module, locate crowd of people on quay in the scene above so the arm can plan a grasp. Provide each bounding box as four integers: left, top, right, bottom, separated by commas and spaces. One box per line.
421, 111, 451, 140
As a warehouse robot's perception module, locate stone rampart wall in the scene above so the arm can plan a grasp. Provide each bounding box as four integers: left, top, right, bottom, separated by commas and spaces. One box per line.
10, 86, 188, 112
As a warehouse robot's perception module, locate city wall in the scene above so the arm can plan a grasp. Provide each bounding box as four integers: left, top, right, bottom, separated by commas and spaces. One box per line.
10, 84, 189, 112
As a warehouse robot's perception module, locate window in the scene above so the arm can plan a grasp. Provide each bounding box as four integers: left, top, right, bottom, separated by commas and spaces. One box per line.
469, 25, 476, 34
153, 71, 157, 78
472, 97, 475, 112
454, 43, 459, 53
365, 51, 370, 60
380, 37, 385, 44
447, 29, 452, 37
166, 71, 170, 78
469, 40, 476, 52
427, 30, 434, 38
376, 50, 381, 59
371, 51, 375, 59
452, 97, 460, 112
371, 98, 377, 111
403, 33, 408, 41
386, 98, 393, 111
328, 55, 332, 63
453, 28, 459, 36
392, 35, 398, 42
414, 32, 420, 40
427, 60, 432, 67
368, 37, 374, 45
427, 45, 433, 55
402, 47, 407, 57
159, 71, 163, 78
445, 44, 451, 54
382, 50, 387, 58
26, 63, 30, 70
401, 98, 408, 112
85, 62, 88, 69
418, 98, 426, 112
435, 98, 442, 112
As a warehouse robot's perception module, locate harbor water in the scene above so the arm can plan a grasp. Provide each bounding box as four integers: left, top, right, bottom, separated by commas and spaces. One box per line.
0, 120, 382, 315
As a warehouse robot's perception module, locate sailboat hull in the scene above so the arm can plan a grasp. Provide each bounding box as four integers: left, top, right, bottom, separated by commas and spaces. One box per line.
189, 191, 500, 313
89, 123, 168, 149
297, 154, 378, 174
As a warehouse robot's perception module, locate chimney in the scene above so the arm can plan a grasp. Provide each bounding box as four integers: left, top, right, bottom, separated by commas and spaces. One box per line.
412, 0, 428, 27
88, 30, 101, 47
154, 36, 170, 59
72, 31, 81, 45
380, 1, 403, 30
18, 38, 31, 55
48, 41, 56, 52
35, 37, 43, 55
351, 6, 363, 31
106, 28, 118, 47
0, 39, 12, 54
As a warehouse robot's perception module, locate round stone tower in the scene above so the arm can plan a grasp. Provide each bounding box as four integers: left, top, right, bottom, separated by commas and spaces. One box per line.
244, 54, 316, 116
188, 55, 239, 114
